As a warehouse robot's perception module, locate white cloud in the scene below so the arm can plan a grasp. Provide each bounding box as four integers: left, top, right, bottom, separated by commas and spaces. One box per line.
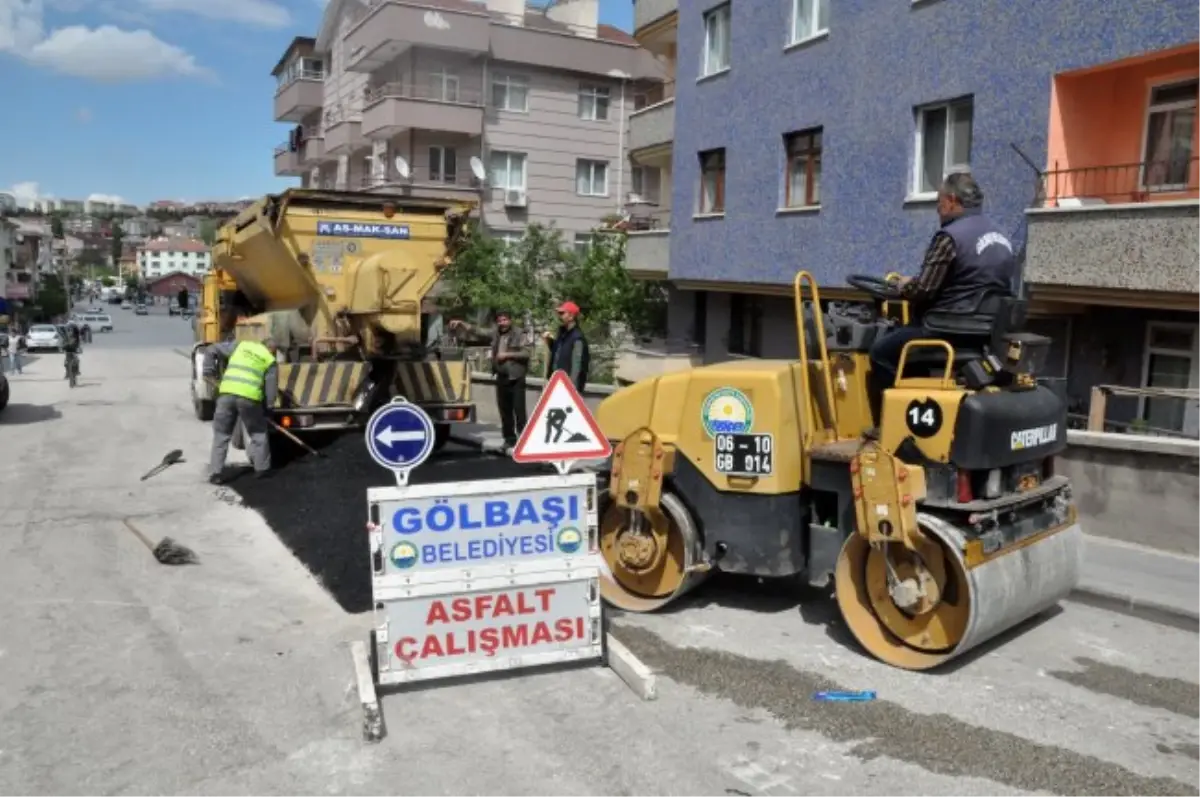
86, 192, 124, 204
138, 0, 290, 27
0, 0, 212, 81
7, 181, 46, 208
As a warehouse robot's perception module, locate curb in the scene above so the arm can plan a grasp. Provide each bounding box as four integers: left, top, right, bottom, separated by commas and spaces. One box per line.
1065, 586, 1200, 633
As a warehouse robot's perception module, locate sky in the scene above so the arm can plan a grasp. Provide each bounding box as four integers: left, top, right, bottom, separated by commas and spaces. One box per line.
0, 0, 635, 207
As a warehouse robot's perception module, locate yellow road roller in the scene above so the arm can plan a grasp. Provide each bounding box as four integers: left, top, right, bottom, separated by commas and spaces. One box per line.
594, 272, 1083, 671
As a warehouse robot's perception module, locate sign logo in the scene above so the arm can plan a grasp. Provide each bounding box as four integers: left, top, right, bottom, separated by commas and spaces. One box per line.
390, 541, 419, 569
702, 387, 754, 438
555, 527, 583, 554
316, 220, 411, 239
1011, 423, 1057, 451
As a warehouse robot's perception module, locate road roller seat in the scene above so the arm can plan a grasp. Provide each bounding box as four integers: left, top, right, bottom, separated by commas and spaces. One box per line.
902, 294, 1047, 376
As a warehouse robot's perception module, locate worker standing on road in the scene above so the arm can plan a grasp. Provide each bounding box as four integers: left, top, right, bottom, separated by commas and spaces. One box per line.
543, 301, 590, 392
449, 310, 529, 454
204, 336, 280, 484
62, 322, 82, 379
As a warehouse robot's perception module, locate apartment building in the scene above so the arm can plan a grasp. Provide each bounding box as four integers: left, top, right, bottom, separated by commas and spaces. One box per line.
272, 0, 667, 243
632, 0, 1198, 435
138, 239, 211, 281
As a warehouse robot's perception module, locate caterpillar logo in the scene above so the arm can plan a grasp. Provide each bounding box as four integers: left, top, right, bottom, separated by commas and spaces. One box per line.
1011, 423, 1057, 451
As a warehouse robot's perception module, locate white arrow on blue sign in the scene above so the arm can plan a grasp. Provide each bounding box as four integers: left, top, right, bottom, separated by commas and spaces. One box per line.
364, 400, 435, 478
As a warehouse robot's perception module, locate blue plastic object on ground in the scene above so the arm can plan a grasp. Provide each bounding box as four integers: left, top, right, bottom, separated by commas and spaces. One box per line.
813, 690, 877, 702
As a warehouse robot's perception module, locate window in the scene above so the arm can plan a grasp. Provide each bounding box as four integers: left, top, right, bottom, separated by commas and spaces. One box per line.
630, 166, 645, 200
490, 151, 527, 190
729, 294, 763, 357
699, 148, 726, 214
785, 128, 822, 207
1141, 322, 1199, 434
578, 85, 610, 121
491, 75, 529, 112
574, 233, 593, 255
701, 4, 731, 77
789, 0, 828, 44
914, 97, 974, 196
429, 70, 460, 103
576, 160, 609, 196
1142, 78, 1197, 190
429, 146, 458, 183
497, 232, 523, 247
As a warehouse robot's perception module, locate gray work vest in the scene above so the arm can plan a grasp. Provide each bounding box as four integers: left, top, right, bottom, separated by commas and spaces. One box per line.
931, 209, 1017, 314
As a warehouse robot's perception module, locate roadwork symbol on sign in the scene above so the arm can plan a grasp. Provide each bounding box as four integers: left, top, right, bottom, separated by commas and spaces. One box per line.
512, 370, 612, 472
365, 398, 435, 486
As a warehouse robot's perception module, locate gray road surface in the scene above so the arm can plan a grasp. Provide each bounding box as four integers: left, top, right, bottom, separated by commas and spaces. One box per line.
0, 306, 1195, 796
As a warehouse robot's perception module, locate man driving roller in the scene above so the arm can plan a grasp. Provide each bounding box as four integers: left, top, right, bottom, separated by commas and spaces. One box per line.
866, 171, 1017, 425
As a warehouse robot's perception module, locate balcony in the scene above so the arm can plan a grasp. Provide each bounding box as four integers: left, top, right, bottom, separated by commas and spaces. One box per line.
634, 0, 677, 37
359, 165, 484, 199
1028, 44, 1199, 298
274, 142, 303, 176
301, 130, 327, 163
274, 69, 324, 122
1025, 159, 1199, 295
343, 0, 489, 73
624, 209, 670, 278
362, 81, 484, 138
323, 106, 362, 155
629, 83, 675, 157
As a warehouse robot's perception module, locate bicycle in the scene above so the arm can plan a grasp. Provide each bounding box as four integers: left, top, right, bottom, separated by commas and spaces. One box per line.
65, 350, 80, 388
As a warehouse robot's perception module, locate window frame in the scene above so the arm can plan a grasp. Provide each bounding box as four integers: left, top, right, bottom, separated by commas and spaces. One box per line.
428, 70, 461, 103
698, 148, 726, 215
489, 150, 528, 191
578, 84, 611, 121
784, 128, 822, 208
1139, 77, 1198, 192
788, 0, 829, 46
912, 97, 974, 199
575, 159, 609, 197
573, 233, 594, 256
429, 145, 458, 183
1139, 320, 1199, 434
491, 74, 529, 113
728, 293, 764, 357
701, 3, 732, 78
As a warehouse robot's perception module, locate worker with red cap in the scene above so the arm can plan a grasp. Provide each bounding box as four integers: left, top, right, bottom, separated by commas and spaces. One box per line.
544, 300, 590, 392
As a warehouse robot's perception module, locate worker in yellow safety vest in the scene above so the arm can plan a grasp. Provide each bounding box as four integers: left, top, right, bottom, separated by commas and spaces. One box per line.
204, 337, 279, 484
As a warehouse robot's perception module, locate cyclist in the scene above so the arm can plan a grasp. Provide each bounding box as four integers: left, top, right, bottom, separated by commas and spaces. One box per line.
62, 321, 82, 380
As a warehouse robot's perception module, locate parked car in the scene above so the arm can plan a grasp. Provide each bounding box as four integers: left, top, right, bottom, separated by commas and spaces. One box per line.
80, 313, 113, 331
121, 300, 132, 310
134, 304, 148, 316
168, 302, 181, 316
26, 324, 63, 352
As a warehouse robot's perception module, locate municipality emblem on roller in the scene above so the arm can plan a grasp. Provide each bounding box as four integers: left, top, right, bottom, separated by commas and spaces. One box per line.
702, 387, 754, 438
390, 540, 419, 569
555, 526, 584, 554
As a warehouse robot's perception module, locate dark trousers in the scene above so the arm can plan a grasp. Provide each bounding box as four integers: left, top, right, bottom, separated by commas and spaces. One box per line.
867, 324, 931, 425
495, 376, 527, 445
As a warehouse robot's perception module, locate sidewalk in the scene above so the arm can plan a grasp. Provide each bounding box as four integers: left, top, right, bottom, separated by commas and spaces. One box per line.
449, 421, 1199, 628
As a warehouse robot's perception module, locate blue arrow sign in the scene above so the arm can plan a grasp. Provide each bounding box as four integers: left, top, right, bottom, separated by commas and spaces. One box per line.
365, 400, 435, 476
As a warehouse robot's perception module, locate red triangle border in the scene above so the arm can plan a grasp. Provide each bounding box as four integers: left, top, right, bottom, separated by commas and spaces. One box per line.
511, 370, 613, 463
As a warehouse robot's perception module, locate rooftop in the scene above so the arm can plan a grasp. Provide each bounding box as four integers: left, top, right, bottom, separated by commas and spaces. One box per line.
140, 238, 209, 253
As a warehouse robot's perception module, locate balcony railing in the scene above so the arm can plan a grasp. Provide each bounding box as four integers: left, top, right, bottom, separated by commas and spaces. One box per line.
1040, 158, 1199, 207
633, 79, 676, 111
360, 165, 483, 190
276, 67, 324, 93
365, 81, 485, 107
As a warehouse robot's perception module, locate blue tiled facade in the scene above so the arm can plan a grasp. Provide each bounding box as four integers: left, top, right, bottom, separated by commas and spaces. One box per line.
668, 0, 1198, 286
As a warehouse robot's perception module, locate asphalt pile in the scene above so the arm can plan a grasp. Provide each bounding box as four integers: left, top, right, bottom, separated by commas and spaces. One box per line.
231, 437, 528, 613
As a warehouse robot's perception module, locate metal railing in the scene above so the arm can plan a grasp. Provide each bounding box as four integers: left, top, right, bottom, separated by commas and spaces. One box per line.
1040, 158, 1199, 206
622, 207, 670, 231
276, 67, 325, 92
359, 165, 484, 190
365, 80, 485, 107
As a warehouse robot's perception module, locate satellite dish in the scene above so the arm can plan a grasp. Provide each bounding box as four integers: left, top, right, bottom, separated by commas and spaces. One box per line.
469, 156, 486, 181
394, 156, 410, 179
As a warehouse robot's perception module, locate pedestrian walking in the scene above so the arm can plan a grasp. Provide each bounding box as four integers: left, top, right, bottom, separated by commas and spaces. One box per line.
11, 329, 24, 374
449, 310, 530, 453
543, 301, 590, 392
204, 336, 280, 484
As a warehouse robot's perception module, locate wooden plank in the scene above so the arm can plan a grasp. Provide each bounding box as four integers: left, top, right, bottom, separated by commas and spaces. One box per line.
1087, 386, 1108, 432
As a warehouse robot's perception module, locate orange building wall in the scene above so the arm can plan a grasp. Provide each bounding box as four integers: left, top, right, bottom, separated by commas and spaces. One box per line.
1046, 45, 1199, 202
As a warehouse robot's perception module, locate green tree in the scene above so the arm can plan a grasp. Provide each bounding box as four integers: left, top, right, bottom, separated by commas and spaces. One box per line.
198, 218, 220, 246
110, 221, 124, 263
124, 275, 139, 292
100, 276, 116, 287
36, 274, 68, 319
50, 213, 64, 239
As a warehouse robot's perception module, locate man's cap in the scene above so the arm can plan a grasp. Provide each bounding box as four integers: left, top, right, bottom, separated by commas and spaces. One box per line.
557, 301, 580, 315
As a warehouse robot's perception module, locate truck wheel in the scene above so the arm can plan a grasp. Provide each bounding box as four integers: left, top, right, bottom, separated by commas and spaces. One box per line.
0, 375, 8, 412
194, 398, 215, 422
433, 423, 451, 452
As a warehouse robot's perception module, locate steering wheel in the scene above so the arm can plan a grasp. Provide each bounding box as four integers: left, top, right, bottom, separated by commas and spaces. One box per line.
846, 273, 904, 301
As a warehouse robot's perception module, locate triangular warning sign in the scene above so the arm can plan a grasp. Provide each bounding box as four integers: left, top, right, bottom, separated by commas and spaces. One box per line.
512, 370, 613, 464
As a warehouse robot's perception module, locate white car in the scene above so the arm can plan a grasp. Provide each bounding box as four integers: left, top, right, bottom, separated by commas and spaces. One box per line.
121, 300, 132, 310
26, 324, 63, 352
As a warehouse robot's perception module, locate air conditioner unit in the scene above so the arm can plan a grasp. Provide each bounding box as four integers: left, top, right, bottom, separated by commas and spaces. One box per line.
504, 189, 527, 208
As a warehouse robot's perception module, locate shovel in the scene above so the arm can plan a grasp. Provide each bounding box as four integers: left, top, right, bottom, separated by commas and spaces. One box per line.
140, 449, 184, 481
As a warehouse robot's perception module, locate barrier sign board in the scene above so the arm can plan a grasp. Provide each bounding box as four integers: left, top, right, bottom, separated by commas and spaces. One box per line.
373, 569, 603, 686
367, 473, 598, 582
